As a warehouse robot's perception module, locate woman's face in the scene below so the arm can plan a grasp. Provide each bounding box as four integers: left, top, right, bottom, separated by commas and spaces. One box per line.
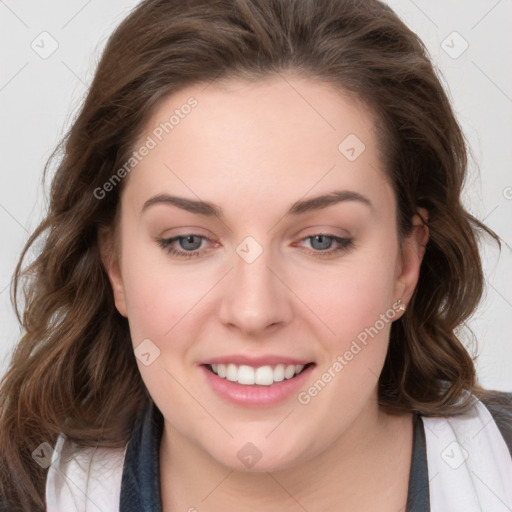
103, 74, 426, 471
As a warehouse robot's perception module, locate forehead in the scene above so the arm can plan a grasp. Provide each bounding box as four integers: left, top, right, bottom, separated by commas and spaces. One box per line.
123, 74, 393, 219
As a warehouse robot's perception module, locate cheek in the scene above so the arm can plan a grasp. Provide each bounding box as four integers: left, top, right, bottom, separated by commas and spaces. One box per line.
292, 253, 399, 442
298, 246, 399, 347
119, 239, 199, 345
119, 244, 206, 409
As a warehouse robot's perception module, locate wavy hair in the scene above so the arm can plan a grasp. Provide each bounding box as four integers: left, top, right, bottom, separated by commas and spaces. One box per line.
0, 0, 499, 509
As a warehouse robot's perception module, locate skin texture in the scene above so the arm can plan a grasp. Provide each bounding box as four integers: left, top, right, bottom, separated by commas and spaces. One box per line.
101, 74, 429, 511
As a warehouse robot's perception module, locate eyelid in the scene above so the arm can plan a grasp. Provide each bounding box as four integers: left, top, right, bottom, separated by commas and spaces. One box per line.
289, 223, 351, 238
157, 225, 213, 238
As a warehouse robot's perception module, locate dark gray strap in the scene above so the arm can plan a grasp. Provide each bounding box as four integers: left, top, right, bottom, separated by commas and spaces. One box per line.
406, 413, 429, 512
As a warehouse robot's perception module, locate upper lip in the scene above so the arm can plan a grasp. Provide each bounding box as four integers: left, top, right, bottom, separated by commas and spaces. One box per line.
201, 355, 313, 367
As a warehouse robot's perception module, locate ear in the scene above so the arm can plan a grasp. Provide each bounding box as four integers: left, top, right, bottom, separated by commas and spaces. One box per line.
393, 207, 429, 308
98, 226, 128, 317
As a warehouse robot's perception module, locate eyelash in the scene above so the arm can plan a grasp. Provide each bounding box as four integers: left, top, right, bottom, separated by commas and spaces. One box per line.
156, 233, 353, 259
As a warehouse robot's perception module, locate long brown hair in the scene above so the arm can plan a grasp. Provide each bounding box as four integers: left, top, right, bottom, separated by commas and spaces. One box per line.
0, 0, 500, 509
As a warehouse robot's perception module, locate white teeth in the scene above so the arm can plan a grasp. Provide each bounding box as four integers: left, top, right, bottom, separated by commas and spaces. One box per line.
255, 366, 274, 386
208, 363, 307, 386
273, 364, 285, 382
217, 364, 226, 378
238, 365, 255, 385
284, 364, 296, 379
226, 364, 238, 382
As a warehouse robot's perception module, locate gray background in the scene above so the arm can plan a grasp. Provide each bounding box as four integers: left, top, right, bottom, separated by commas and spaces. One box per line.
1, 1, 511, 390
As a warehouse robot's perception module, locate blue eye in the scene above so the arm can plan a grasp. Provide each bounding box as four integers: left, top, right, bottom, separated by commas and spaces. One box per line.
156, 233, 353, 259
157, 234, 206, 258
300, 234, 353, 257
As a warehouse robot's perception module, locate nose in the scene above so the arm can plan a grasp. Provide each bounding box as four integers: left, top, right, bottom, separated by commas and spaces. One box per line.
217, 244, 294, 336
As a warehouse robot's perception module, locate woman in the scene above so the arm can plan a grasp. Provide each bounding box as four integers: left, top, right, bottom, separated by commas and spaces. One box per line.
1, 0, 510, 510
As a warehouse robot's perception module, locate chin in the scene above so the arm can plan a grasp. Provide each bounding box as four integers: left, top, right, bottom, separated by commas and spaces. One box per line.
205, 436, 310, 473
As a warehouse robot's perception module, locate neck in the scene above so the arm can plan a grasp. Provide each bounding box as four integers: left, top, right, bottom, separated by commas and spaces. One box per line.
159, 398, 413, 512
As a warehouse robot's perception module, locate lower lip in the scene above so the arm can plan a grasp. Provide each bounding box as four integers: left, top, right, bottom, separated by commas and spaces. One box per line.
200, 364, 315, 407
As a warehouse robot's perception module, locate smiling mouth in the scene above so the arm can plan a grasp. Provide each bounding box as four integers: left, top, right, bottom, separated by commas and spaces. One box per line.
204, 362, 315, 386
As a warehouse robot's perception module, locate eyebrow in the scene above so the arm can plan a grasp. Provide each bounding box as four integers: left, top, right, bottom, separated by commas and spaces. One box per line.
141, 190, 372, 218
